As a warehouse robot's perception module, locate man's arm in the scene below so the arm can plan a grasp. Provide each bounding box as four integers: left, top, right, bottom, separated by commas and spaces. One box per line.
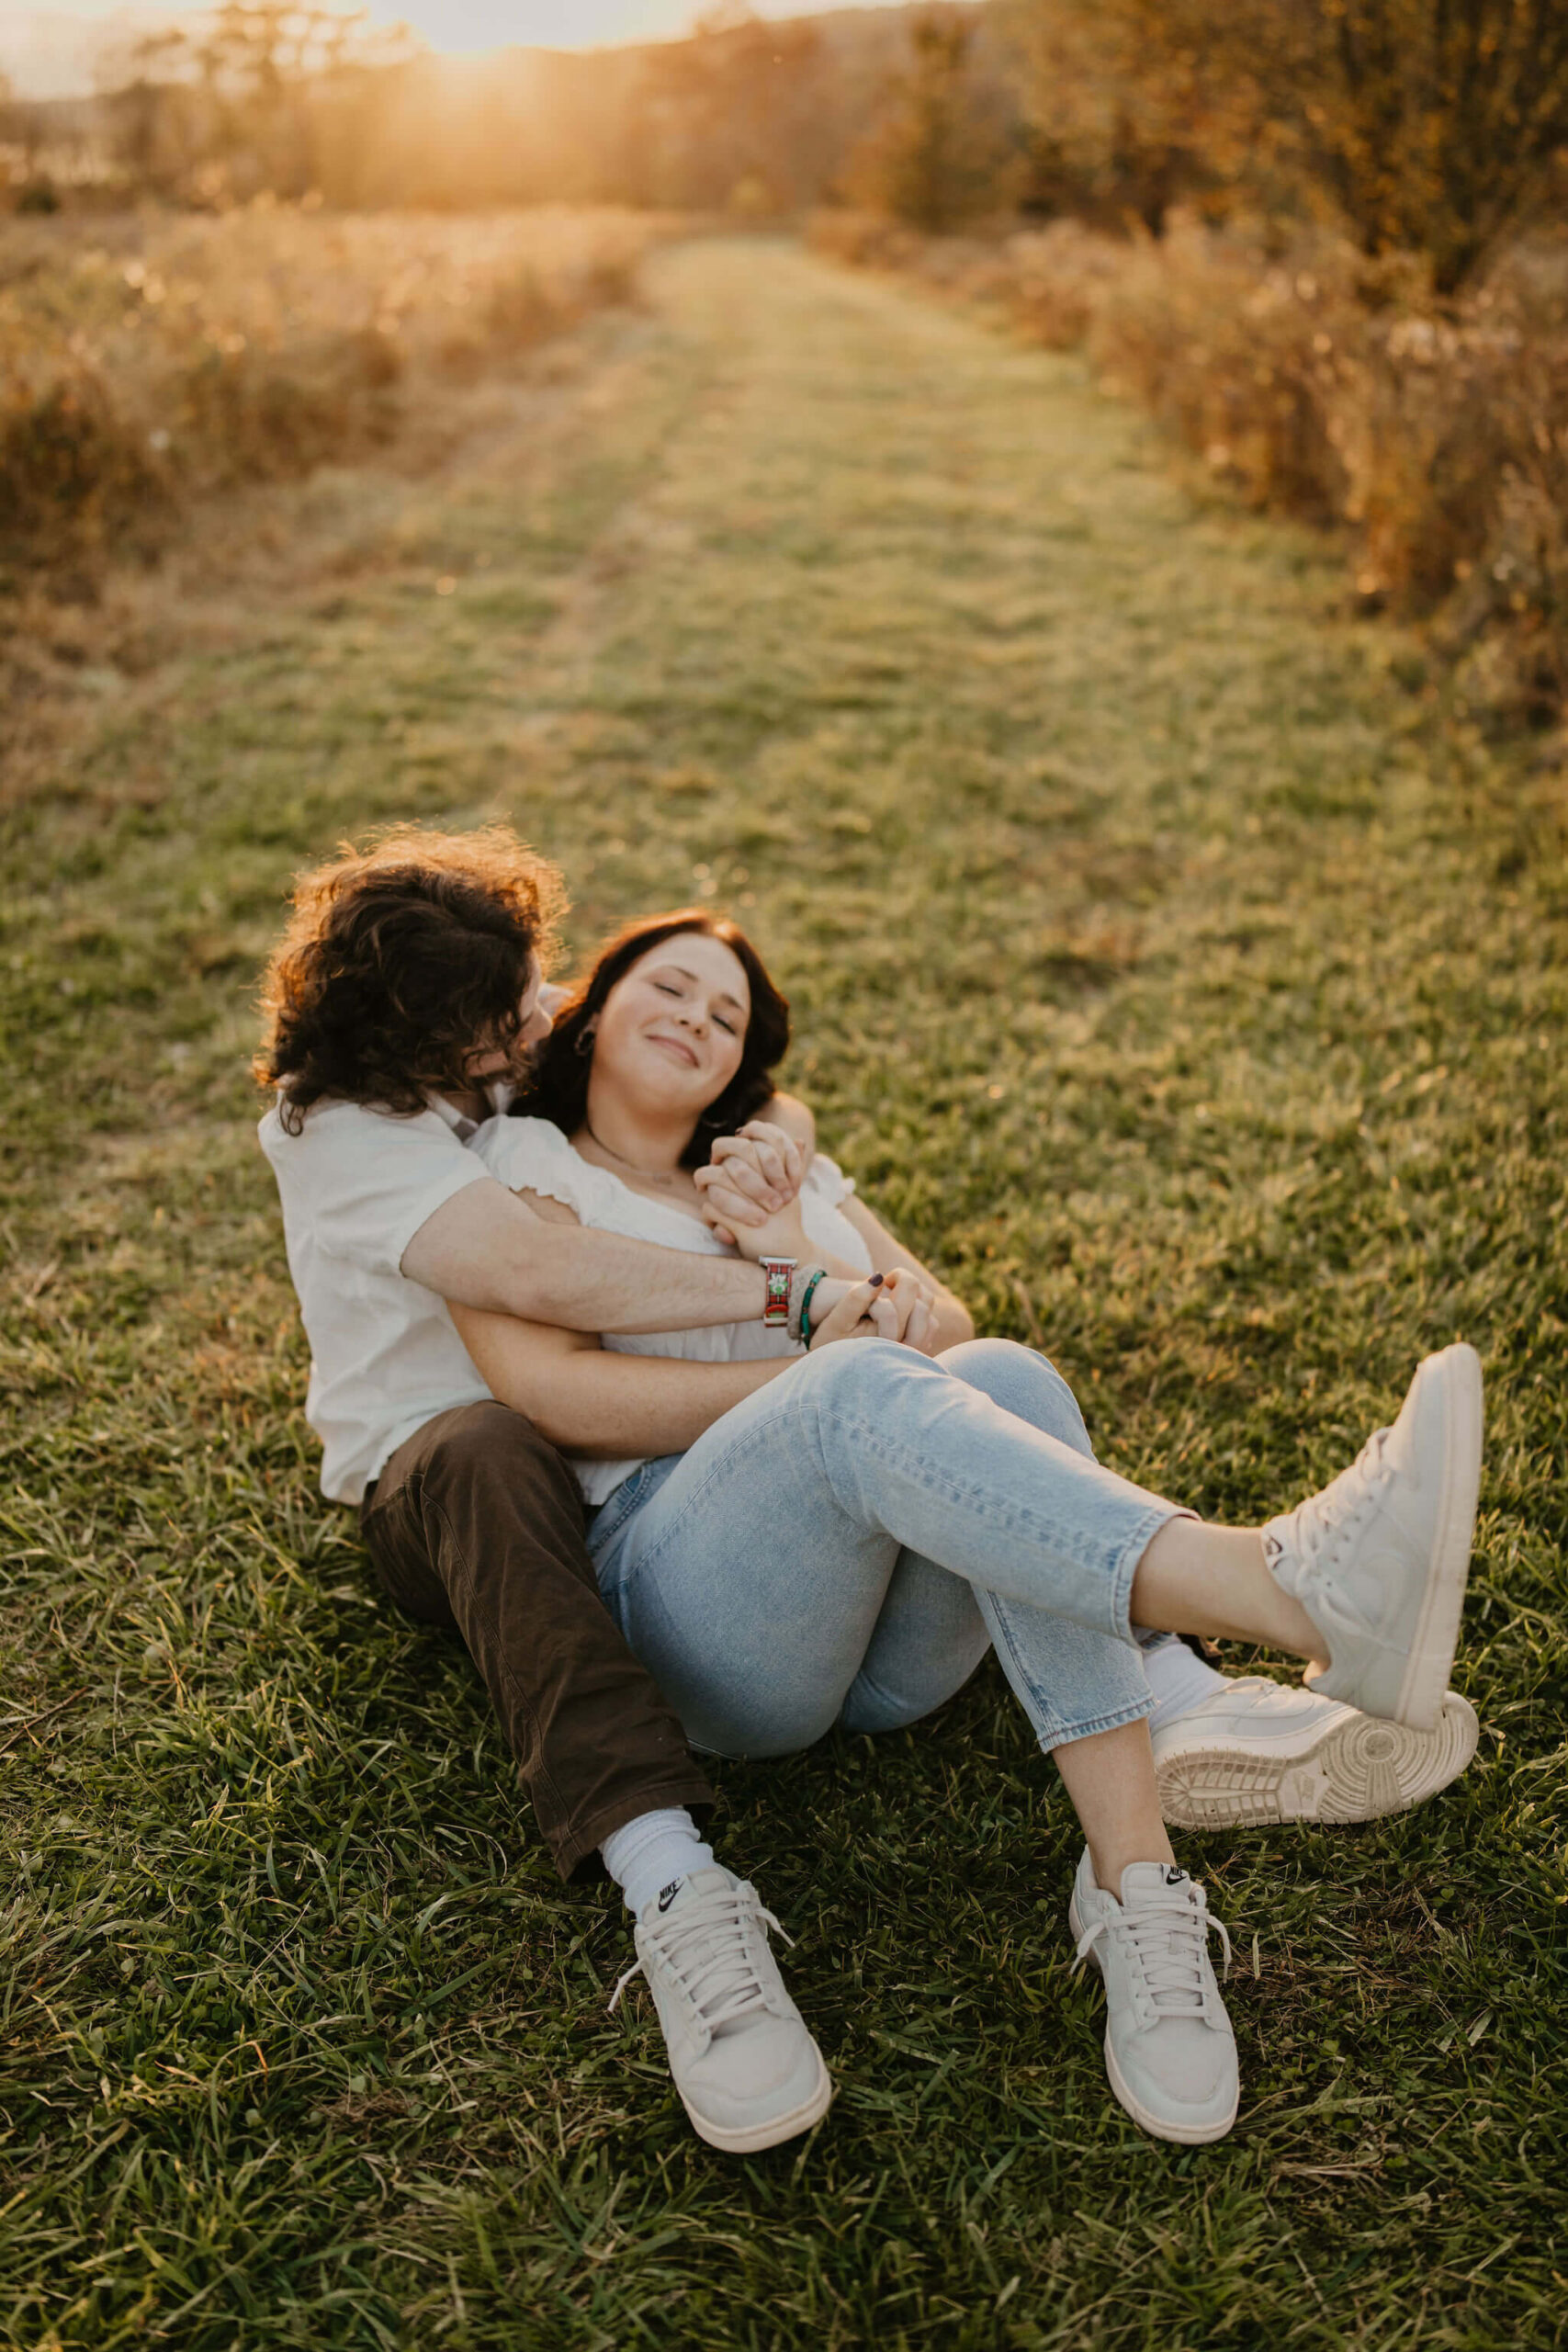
401, 1178, 772, 1333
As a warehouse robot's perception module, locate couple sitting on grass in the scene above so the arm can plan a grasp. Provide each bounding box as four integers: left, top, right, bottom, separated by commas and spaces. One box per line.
257, 825, 1483, 2154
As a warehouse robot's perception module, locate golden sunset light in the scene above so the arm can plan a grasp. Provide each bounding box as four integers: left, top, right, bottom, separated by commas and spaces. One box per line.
388, 1, 789, 51
0, 0, 919, 101
4, 0, 1563, 2332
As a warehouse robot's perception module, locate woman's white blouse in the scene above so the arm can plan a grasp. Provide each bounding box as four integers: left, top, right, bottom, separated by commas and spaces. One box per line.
468, 1116, 874, 1502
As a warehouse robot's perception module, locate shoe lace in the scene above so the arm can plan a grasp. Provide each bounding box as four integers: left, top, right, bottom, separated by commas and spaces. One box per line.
1285, 1426, 1394, 1578
607, 1883, 794, 2038
1076, 1886, 1232, 2020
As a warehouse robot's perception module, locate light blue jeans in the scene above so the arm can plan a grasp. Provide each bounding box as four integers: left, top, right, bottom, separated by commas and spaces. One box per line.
587, 1338, 1189, 1759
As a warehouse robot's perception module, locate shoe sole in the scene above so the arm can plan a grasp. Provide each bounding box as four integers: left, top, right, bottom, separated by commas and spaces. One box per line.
680, 2047, 833, 2155
1394, 1343, 1483, 1733
1067, 1893, 1239, 2148
1156, 1689, 1480, 1828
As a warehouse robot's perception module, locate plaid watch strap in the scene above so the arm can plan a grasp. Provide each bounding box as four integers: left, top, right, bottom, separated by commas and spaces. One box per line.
760, 1255, 795, 1326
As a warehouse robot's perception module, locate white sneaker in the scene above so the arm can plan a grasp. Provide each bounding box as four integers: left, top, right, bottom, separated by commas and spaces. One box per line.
609, 1867, 831, 2154
1068, 1849, 1238, 2145
1154, 1676, 1480, 1828
1262, 1343, 1483, 1732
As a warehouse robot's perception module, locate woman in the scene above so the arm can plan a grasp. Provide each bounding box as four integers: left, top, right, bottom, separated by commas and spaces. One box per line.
454, 910, 1483, 2153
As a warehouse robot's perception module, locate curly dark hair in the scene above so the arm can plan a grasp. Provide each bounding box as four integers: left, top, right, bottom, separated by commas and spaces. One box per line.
254, 825, 567, 1134
513, 909, 790, 1170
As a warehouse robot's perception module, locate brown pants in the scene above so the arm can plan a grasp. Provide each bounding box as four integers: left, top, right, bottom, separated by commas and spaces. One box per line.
360, 1401, 715, 1880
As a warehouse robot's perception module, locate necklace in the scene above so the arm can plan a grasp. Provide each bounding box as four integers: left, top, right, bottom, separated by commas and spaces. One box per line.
584, 1117, 682, 1190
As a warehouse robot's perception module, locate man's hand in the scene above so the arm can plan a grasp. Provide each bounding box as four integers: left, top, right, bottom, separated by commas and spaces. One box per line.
694, 1121, 807, 1249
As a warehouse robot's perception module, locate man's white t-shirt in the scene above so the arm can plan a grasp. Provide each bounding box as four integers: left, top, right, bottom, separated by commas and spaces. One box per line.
258, 1091, 508, 1506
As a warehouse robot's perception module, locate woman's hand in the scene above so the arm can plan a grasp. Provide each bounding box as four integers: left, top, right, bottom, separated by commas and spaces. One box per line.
694, 1129, 941, 1354
876, 1266, 940, 1355
694, 1121, 808, 1253
809, 1268, 939, 1352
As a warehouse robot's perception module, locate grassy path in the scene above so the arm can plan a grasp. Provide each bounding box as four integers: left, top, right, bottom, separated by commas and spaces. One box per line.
3, 236, 1566, 2348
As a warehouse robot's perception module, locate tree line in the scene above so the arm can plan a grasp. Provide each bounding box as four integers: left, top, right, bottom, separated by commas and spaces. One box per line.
6, 0, 1566, 295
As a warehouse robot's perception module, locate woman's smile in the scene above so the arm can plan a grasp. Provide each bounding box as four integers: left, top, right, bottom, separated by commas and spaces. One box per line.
647, 1030, 702, 1068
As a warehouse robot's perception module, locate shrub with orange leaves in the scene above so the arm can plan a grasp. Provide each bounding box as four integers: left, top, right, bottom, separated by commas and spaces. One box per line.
0, 203, 660, 572
813, 206, 1568, 727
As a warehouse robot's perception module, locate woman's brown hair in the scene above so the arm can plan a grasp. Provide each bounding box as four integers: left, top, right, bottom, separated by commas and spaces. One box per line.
514, 910, 790, 1170
255, 825, 566, 1134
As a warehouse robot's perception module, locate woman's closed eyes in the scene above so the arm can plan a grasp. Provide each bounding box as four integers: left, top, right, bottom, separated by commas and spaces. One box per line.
653, 978, 739, 1035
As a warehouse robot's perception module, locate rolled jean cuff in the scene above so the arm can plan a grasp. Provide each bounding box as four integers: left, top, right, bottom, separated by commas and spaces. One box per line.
1039, 1686, 1156, 1751
1108, 1499, 1197, 1645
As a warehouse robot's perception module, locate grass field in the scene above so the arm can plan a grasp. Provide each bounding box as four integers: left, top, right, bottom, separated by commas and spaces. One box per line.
811, 208, 1568, 733
3, 232, 1566, 2350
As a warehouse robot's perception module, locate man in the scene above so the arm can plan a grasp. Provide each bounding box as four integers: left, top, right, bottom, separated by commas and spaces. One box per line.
255, 824, 1477, 2154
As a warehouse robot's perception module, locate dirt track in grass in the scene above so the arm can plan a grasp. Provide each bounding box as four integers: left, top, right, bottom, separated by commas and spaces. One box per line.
3, 234, 1566, 2349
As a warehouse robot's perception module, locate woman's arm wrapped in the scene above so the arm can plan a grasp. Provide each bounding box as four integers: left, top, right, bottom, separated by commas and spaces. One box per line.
448, 1306, 796, 1457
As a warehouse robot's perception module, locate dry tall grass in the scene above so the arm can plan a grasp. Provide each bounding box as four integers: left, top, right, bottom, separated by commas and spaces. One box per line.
0, 203, 660, 575
815, 207, 1568, 727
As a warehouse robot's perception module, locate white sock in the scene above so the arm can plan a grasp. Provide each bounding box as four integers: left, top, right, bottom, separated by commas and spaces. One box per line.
600, 1807, 715, 1917
1143, 1634, 1228, 1734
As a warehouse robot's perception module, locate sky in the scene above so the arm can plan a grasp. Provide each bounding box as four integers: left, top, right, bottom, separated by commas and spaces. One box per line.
2, 0, 911, 98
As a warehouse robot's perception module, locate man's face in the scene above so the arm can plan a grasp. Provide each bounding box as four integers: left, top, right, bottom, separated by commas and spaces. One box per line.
465, 956, 552, 1084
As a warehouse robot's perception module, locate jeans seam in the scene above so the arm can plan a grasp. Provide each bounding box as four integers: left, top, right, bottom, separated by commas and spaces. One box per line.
981, 1591, 1153, 1746
608, 1363, 1171, 1647
1107, 1500, 1194, 1644
621, 1382, 1101, 1598
590, 1457, 684, 1584
587, 1463, 649, 1557
814, 1396, 1137, 1641
986, 1599, 1068, 1742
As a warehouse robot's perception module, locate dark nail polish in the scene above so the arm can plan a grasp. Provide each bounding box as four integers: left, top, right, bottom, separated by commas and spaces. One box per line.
870, 1273, 885, 1286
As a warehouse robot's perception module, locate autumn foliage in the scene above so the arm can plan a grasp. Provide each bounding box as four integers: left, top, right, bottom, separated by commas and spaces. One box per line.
0, 207, 657, 573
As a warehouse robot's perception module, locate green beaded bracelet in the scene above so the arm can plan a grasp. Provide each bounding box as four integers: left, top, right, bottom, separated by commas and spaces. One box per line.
797, 1267, 829, 1349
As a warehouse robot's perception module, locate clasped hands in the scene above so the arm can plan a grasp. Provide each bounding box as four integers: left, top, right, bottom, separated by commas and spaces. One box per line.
694, 1122, 940, 1354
